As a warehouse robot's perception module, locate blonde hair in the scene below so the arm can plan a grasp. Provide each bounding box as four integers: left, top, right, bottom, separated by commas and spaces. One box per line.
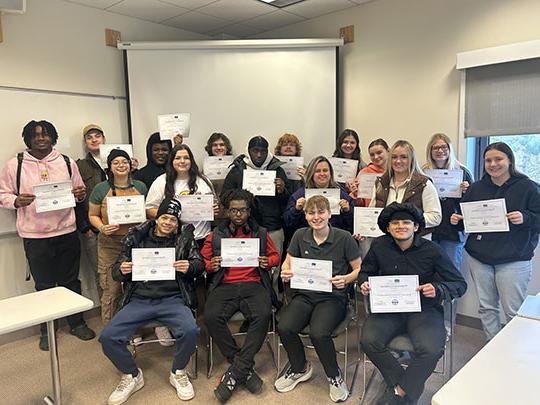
388, 140, 425, 178
274, 133, 302, 156
423, 133, 462, 170
304, 195, 330, 213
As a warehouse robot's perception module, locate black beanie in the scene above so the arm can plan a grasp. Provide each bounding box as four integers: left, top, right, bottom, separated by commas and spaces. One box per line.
156, 198, 182, 221
248, 136, 269, 150
107, 148, 132, 169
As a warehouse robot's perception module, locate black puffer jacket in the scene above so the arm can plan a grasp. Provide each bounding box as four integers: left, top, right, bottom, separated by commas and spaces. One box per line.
112, 220, 204, 309
221, 154, 290, 231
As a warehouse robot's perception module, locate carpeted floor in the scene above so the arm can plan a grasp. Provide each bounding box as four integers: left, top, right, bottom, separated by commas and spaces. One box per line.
0, 313, 485, 404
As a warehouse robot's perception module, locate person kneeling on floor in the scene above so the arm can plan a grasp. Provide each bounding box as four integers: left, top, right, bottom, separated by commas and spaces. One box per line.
99, 198, 204, 405
359, 202, 467, 405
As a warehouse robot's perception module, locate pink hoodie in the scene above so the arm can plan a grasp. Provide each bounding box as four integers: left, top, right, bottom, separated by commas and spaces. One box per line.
0, 149, 84, 238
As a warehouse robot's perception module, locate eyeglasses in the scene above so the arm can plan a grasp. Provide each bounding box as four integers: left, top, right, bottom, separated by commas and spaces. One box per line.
432, 145, 449, 152
228, 208, 249, 215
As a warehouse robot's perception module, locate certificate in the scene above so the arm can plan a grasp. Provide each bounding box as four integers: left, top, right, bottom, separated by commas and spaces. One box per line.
368, 275, 421, 313
277, 156, 304, 181
424, 169, 463, 198
33, 181, 76, 213
460, 198, 509, 233
290, 257, 333, 293
132, 247, 175, 281
106, 195, 146, 225
158, 113, 191, 140
354, 207, 384, 237
203, 156, 234, 180
178, 194, 214, 222
305, 188, 341, 215
99, 144, 133, 165
242, 170, 276, 196
356, 173, 379, 199
329, 157, 358, 183
221, 238, 260, 267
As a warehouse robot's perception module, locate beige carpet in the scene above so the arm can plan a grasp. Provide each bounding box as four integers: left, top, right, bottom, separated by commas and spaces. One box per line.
0, 314, 484, 404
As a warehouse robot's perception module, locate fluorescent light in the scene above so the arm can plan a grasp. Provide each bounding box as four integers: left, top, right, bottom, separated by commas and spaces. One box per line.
256, 0, 306, 8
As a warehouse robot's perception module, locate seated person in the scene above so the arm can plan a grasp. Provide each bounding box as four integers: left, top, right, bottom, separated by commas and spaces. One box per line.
99, 198, 204, 405
275, 195, 361, 403
359, 202, 467, 405
201, 189, 280, 403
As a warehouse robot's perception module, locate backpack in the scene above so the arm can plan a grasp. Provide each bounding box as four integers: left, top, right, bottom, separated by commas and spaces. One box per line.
16, 152, 72, 195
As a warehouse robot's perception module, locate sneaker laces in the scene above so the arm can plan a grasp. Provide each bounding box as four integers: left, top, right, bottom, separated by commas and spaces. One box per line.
329, 374, 344, 388
221, 372, 236, 391
173, 371, 190, 388
116, 374, 134, 392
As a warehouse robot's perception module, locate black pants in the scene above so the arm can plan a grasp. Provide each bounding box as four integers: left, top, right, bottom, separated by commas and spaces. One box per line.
204, 282, 272, 379
277, 293, 346, 378
361, 306, 446, 400
23, 231, 85, 334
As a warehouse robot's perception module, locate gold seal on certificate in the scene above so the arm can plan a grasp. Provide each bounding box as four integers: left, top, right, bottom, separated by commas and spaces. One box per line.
242, 170, 276, 196
33, 180, 76, 213
106, 195, 146, 225
329, 157, 358, 183
221, 238, 260, 267
305, 188, 341, 215
290, 257, 332, 292
368, 275, 421, 313
132, 248, 175, 281
203, 156, 234, 180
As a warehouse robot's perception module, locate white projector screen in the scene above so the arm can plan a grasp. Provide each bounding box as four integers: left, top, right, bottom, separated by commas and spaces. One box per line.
121, 40, 340, 167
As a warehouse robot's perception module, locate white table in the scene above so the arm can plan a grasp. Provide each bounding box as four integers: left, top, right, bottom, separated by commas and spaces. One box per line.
431, 315, 540, 405
0, 287, 93, 405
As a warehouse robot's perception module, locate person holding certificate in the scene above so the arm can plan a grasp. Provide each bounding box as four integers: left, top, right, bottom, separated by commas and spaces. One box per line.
274, 133, 305, 194
422, 133, 473, 270
349, 138, 389, 207
146, 144, 219, 245
332, 129, 367, 192
284, 156, 354, 233
89, 149, 148, 324
201, 189, 280, 403
100, 198, 203, 404
222, 136, 290, 260
369, 140, 441, 233
133, 132, 172, 189
360, 203, 466, 405
450, 142, 540, 341
275, 195, 361, 403
0, 120, 95, 351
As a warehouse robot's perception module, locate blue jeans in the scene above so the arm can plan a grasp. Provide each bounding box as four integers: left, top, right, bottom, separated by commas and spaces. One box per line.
466, 253, 532, 341
433, 239, 464, 271
99, 295, 199, 375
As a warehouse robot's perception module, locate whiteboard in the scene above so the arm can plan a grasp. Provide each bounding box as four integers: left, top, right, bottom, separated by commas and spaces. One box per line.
0, 87, 128, 235
124, 42, 338, 168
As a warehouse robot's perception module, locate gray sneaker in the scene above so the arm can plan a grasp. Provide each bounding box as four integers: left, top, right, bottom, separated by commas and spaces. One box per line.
274, 362, 313, 393
328, 369, 349, 402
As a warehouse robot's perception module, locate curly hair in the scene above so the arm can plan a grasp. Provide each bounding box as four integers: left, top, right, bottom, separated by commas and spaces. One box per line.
220, 188, 254, 210
22, 120, 58, 148
205, 132, 233, 156
274, 133, 302, 156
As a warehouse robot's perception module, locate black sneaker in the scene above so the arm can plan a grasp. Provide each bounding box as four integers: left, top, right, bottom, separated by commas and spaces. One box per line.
244, 369, 263, 394
70, 324, 96, 341
214, 370, 238, 403
39, 335, 49, 351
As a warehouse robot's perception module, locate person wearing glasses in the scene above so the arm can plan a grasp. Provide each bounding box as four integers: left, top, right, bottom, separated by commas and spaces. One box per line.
201, 189, 280, 403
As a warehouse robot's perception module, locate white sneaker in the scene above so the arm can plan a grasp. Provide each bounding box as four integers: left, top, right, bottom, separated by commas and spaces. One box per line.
170, 369, 195, 400
107, 369, 144, 405
328, 369, 349, 403
155, 326, 175, 347
274, 361, 313, 393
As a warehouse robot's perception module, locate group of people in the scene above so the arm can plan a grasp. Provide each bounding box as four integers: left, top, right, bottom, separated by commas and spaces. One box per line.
0, 120, 539, 405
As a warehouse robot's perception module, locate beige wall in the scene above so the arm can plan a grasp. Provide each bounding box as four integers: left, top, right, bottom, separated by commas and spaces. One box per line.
0, 0, 207, 301
257, 0, 540, 318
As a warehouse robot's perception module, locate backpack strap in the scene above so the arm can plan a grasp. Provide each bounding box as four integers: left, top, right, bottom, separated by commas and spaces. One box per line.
62, 154, 72, 178
16, 152, 23, 195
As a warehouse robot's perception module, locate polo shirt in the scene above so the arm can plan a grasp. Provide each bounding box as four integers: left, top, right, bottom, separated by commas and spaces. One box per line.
288, 225, 361, 297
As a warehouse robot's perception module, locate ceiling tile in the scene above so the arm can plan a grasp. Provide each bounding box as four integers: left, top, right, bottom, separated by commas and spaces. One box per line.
243, 9, 306, 31
208, 22, 266, 38
162, 11, 230, 34
158, 0, 219, 10
107, 0, 189, 23
285, 0, 357, 19
197, 0, 275, 23
64, 0, 123, 9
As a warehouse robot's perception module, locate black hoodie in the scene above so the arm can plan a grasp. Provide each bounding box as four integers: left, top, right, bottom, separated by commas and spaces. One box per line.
133, 133, 172, 189
461, 174, 540, 265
